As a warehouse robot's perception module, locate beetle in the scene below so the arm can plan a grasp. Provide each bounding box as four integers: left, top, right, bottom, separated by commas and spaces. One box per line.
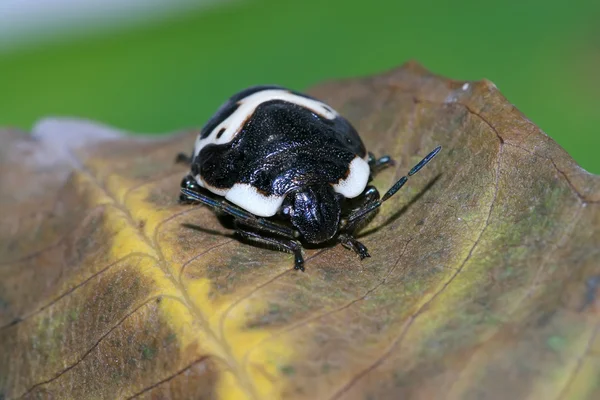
176, 85, 441, 271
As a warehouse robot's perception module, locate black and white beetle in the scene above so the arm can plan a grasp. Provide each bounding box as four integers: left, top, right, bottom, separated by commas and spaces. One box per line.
176, 85, 441, 271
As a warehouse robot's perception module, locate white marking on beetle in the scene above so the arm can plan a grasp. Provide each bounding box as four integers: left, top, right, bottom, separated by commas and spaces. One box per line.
332, 156, 370, 198
225, 183, 284, 217
193, 89, 339, 157
462, 83, 470, 91
194, 156, 369, 216
194, 174, 228, 196
194, 174, 283, 217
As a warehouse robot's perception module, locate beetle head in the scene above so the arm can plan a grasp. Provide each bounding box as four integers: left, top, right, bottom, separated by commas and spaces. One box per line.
284, 184, 341, 244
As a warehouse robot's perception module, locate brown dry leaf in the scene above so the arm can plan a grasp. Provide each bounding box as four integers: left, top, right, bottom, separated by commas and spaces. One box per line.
1, 62, 600, 400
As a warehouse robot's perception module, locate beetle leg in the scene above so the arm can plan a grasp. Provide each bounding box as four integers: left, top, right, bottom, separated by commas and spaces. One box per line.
179, 174, 202, 204
368, 152, 395, 176
341, 185, 381, 233
358, 185, 381, 207
235, 225, 305, 271
344, 146, 442, 229
181, 184, 305, 270
338, 233, 370, 259
175, 152, 193, 165
180, 187, 299, 240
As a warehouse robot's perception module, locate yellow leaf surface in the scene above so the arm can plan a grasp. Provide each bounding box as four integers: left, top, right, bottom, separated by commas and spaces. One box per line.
1, 62, 600, 400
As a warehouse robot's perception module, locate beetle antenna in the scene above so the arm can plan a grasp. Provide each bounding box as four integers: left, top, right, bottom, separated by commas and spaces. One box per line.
346, 146, 442, 225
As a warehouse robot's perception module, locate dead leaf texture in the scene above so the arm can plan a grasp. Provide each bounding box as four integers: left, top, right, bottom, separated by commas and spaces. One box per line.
1, 62, 599, 400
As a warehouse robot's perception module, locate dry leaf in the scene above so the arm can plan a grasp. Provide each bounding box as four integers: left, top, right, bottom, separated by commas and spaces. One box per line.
1, 62, 599, 400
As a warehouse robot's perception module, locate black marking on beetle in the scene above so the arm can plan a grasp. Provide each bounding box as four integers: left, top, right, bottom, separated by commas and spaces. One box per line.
178, 85, 442, 271
197, 100, 362, 197
200, 102, 239, 140
201, 85, 289, 141
340, 166, 351, 180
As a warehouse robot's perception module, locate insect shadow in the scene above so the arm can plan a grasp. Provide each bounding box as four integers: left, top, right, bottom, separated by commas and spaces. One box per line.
356, 173, 442, 238
182, 218, 312, 257
179, 221, 234, 239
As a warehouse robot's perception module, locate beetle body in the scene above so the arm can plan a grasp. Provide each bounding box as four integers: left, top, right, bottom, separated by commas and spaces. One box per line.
177, 85, 441, 271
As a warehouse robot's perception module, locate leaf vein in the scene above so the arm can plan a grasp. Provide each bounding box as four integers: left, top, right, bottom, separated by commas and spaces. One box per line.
18, 295, 173, 399
241, 239, 413, 367
329, 128, 504, 400
125, 356, 212, 399
0, 252, 154, 330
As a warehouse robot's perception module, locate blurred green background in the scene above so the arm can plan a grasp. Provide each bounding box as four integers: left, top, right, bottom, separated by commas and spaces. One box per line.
1, 0, 599, 173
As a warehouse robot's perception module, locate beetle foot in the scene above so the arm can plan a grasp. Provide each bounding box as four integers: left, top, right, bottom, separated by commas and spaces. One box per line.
235, 227, 306, 271
368, 153, 396, 176
339, 234, 371, 260
294, 253, 305, 272
178, 193, 196, 204
175, 152, 193, 165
